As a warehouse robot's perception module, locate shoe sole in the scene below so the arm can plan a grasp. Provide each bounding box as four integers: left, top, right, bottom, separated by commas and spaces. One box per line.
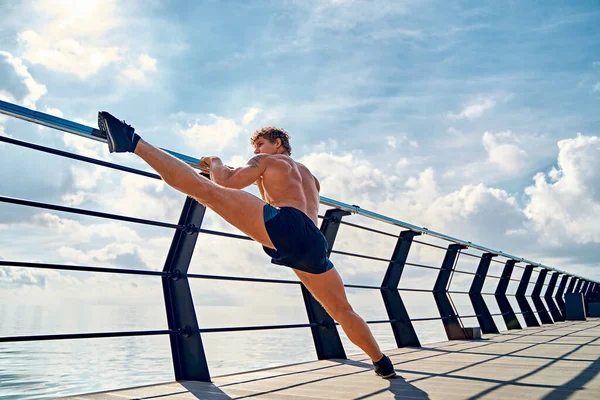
98, 113, 117, 153
377, 372, 396, 379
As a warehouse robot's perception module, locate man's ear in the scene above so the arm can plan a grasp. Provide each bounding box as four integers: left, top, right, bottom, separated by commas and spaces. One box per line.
275, 138, 282, 149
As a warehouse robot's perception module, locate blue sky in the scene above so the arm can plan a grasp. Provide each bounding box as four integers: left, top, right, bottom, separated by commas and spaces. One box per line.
1, 0, 600, 322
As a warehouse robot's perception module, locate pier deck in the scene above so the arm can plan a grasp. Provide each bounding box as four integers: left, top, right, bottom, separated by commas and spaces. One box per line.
63, 319, 600, 399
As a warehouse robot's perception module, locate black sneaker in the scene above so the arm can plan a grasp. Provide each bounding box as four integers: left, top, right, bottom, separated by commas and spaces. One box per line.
373, 354, 396, 379
98, 111, 140, 153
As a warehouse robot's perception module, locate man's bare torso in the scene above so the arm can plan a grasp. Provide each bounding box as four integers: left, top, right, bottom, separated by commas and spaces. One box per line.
255, 154, 320, 225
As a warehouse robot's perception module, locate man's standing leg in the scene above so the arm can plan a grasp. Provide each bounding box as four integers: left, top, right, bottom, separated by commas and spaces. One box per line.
295, 268, 383, 361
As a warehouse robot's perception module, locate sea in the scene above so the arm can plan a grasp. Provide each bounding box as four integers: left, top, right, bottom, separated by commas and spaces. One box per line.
0, 302, 448, 399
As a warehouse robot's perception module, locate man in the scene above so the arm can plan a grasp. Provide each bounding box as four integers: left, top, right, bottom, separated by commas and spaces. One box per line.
97, 111, 396, 378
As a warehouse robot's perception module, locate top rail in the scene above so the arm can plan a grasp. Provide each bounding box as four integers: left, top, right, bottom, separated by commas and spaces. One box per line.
0, 99, 595, 284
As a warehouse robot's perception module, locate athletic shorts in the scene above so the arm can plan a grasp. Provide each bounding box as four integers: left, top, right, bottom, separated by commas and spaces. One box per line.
262, 204, 335, 274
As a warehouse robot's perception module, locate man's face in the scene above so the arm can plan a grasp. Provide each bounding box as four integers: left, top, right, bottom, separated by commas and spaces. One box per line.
253, 137, 279, 155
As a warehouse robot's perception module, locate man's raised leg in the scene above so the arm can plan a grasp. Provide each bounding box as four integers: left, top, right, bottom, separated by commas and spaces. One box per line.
97, 111, 275, 249
133, 139, 276, 249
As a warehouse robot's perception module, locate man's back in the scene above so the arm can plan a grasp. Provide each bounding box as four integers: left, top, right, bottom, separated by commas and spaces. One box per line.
258, 154, 320, 225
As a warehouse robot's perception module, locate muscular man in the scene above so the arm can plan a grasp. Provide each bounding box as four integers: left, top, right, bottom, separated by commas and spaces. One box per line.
98, 111, 396, 379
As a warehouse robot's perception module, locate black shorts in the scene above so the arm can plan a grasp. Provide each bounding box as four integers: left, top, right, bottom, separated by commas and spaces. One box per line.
262, 204, 334, 274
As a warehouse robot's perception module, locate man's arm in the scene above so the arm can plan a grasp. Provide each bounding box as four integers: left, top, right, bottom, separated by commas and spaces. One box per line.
210, 155, 268, 189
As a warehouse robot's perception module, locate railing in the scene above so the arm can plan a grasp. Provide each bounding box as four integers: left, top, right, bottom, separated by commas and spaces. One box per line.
1, 99, 599, 385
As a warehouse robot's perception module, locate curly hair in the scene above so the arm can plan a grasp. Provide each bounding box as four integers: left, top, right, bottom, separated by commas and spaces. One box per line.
250, 126, 292, 156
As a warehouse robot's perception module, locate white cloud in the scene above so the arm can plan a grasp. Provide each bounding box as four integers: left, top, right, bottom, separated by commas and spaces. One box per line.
70, 165, 108, 190
306, 139, 339, 153
386, 136, 397, 149
593, 82, 600, 92
120, 54, 158, 83
178, 115, 243, 153
96, 174, 182, 223
17, 0, 156, 82
426, 184, 518, 227
31, 212, 142, 244
59, 133, 110, 192
524, 134, 600, 245
385, 134, 418, 150
34, 0, 122, 38
0, 264, 163, 306
299, 150, 530, 278
19, 30, 121, 79
44, 107, 64, 117
243, 108, 261, 126
396, 158, 409, 168
299, 151, 525, 244
138, 54, 157, 71
444, 127, 474, 149
0, 51, 47, 108
58, 242, 139, 265
0, 264, 50, 289
2, 210, 168, 274
403, 167, 440, 207
448, 98, 496, 120
300, 152, 400, 208
61, 191, 86, 207
506, 228, 528, 236
62, 132, 108, 160
482, 131, 527, 174
0, 124, 11, 142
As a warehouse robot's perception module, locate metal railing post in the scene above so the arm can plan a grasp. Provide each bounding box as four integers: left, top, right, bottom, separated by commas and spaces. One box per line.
162, 197, 210, 382
582, 281, 590, 296
531, 269, 553, 324
495, 260, 522, 330
588, 283, 600, 304
574, 279, 584, 293
584, 282, 593, 300
582, 281, 591, 316
381, 230, 421, 347
434, 244, 468, 340
300, 208, 348, 360
556, 275, 569, 318
545, 272, 563, 322
515, 265, 540, 327
566, 277, 577, 294
469, 253, 499, 334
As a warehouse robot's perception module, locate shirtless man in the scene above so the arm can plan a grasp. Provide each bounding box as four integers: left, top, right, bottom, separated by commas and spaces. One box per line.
97, 111, 396, 379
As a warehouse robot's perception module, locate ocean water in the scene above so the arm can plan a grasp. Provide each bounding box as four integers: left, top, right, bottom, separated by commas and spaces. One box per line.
0, 302, 447, 399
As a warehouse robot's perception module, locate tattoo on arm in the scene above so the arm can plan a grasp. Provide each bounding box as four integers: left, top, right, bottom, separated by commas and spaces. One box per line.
247, 155, 264, 168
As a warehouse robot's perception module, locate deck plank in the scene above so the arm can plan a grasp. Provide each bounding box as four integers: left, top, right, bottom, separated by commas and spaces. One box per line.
61, 319, 600, 399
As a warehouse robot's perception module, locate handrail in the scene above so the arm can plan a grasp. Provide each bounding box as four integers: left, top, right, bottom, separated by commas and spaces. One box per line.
2, 98, 599, 390
1, 99, 593, 283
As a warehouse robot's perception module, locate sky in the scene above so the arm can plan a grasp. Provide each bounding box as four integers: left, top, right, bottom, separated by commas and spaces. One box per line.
0, 0, 600, 338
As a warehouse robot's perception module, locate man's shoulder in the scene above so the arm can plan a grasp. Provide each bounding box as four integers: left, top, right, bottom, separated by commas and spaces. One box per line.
247, 153, 275, 164
259, 154, 297, 165
251, 154, 311, 172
